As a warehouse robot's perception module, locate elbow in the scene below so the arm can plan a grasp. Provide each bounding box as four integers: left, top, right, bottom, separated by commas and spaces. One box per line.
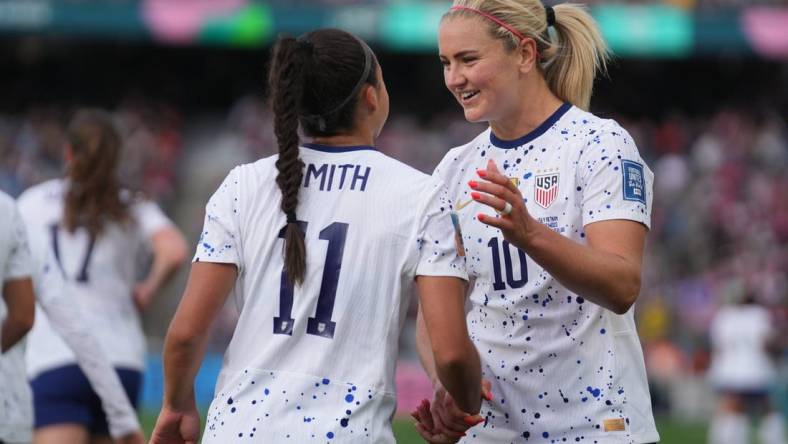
165, 321, 201, 353
609, 274, 641, 315
169, 234, 189, 267
162, 230, 189, 268
18, 309, 36, 336
9, 306, 35, 336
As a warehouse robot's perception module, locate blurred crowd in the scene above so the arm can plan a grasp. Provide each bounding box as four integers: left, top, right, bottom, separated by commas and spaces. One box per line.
1, 95, 786, 418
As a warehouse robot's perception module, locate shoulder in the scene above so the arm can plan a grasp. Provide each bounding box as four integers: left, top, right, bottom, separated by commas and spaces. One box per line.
17, 179, 63, 214
568, 108, 636, 150
0, 190, 14, 213
230, 155, 279, 187
435, 129, 491, 173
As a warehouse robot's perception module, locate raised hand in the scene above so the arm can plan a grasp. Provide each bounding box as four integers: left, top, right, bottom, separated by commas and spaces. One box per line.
469, 159, 539, 250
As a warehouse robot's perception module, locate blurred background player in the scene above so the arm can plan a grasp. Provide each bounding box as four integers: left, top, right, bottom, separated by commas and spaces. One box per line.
414, 0, 659, 442
0, 189, 144, 444
0, 186, 36, 444
15, 110, 187, 444
150, 28, 481, 443
707, 287, 786, 444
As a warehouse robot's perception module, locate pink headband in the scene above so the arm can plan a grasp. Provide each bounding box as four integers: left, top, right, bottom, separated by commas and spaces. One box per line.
450, 5, 526, 41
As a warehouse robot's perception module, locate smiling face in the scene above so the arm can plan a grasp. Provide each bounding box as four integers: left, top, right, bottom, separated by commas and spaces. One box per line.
439, 16, 526, 124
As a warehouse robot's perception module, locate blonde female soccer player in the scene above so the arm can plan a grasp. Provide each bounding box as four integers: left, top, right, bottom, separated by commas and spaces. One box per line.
413, 1, 659, 443
17, 110, 187, 444
150, 29, 481, 444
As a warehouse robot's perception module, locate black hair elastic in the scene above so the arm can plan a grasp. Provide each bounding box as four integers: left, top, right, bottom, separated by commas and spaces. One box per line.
297, 36, 314, 54
545, 6, 556, 27
286, 212, 297, 223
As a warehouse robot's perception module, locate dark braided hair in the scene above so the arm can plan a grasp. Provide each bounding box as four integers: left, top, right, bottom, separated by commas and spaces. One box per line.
64, 109, 130, 237
268, 29, 378, 286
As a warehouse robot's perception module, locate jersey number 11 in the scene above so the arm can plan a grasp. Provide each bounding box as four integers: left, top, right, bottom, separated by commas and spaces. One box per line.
274, 221, 348, 340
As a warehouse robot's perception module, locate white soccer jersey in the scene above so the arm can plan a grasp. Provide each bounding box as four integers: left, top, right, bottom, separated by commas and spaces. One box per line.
0, 191, 35, 443
17, 179, 173, 378
0, 190, 140, 442
195, 144, 466, 443
435, 104, 659, 444
708, 304, 776, 391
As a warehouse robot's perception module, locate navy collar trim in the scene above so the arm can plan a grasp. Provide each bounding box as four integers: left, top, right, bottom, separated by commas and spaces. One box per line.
302, 143, 376, 153
489, 102, 572, 149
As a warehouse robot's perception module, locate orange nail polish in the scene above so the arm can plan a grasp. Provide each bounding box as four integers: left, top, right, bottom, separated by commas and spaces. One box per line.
477, 170, 487, 178
477, 214, 485, 221
468, 180, 478, 188
471, 192, 481, 200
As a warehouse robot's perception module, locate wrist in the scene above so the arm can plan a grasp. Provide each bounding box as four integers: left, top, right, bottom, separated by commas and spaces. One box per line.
520, 215, 544, 250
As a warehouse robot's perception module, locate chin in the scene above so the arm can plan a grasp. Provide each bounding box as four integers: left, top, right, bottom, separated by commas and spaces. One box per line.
462, 108, 488, 123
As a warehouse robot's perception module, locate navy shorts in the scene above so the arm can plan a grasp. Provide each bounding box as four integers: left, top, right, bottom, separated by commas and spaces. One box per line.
31, 364, 141, 434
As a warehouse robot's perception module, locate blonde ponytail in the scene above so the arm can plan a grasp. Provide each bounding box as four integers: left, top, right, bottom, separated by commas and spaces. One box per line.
446, 0, 610, 110
544, 4, 609, 110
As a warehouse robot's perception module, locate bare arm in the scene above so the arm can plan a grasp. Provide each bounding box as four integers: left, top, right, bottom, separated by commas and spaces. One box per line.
134, 226, 188, 311
473, 160, 646, 314
1, 277, 35, 352
163, 261, 236, 410
151, 261, 237, 444
416, 306, 439, 386
416, 276, 481, 414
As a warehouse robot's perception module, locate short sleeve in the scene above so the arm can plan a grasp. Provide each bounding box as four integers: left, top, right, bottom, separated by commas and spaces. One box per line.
193, 167, 242, 270
130, 199, 173, 238
577, 122, 653, 229
4, 203, 33, 280
414, 182, 468, 280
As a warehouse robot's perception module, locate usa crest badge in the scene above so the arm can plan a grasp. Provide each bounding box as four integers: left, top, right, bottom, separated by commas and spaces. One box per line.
535, 172, 559, 208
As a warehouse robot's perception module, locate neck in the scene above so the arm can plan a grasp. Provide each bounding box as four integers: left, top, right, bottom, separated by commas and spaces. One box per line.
309, 129, 374, 148
490, 76, 564, 141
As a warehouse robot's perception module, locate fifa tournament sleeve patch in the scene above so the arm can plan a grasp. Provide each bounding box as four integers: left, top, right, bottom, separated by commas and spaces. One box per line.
621, 160, 646, 204
450, 211, 465, 257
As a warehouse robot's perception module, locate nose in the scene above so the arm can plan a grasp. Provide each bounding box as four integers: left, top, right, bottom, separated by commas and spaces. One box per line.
444, 63, 465, 90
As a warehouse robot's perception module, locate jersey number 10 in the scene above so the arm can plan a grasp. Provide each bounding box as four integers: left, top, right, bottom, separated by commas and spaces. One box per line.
274, 221, 348, 340
488, 237, 528, 290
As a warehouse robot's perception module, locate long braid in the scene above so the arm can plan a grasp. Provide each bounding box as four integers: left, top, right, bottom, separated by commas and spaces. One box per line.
270, 37, 308, 285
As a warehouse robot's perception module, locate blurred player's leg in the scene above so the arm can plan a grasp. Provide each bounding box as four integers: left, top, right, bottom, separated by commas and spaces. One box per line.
33, 424, 89, 444
758, 411, 786, 444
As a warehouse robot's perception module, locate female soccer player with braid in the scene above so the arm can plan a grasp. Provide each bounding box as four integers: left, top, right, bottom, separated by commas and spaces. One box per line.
151, 29, 481, 443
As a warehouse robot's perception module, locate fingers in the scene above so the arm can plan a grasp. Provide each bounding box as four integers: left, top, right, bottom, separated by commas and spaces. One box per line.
431, 400, 468, 437
481, 379, 494, 401
469, 178, 520, 205
470, 191, 509, 215
417, 399, 435, 431
480, 160, 519, 193
476, 213, 517, 231
463, 414, 485, 427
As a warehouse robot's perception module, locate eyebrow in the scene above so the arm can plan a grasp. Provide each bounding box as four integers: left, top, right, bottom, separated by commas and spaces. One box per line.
439, 49, 480, 60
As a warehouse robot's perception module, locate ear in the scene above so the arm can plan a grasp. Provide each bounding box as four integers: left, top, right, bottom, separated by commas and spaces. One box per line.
516, 37, 538, 75
361, 83, 379, 115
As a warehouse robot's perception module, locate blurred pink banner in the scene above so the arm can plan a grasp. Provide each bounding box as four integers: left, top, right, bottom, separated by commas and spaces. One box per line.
742, 7, 788, 59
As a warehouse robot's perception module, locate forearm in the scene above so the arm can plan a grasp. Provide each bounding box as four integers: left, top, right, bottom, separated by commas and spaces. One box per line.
435, 344, 481, 414
162, 327, 208, 410
416, 307, 439, 385
522, 221, 641, 314
1, 316, 30, 352
146, 228, 188, 289
2, 278, 35, 353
